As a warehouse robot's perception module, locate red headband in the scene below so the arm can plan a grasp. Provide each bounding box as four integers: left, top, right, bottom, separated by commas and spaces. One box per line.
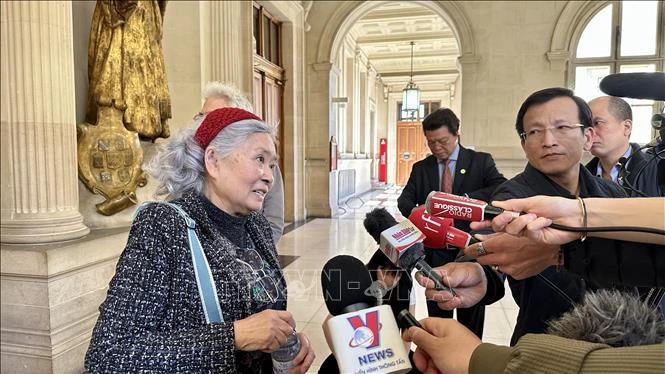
194, 107, 262, 149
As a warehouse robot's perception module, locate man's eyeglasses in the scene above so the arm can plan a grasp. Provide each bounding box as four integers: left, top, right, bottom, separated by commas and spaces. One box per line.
193, 112, 206, 121
236, 249, 279, 304
520, 124, 585, 142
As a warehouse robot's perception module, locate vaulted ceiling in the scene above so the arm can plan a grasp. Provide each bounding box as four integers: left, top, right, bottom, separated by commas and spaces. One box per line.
347, 2, 460, 94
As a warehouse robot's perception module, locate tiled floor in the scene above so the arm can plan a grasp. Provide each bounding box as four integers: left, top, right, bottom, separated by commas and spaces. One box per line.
276, 185, 518, 373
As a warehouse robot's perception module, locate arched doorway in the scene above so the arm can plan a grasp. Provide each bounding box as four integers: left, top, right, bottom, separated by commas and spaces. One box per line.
305, 1, 476, 216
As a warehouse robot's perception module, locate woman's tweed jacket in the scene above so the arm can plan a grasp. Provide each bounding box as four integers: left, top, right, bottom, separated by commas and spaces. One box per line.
85, 192, 287, 373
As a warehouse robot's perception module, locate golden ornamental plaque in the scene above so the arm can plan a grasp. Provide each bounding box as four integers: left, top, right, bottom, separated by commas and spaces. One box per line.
77, 106, 147, 215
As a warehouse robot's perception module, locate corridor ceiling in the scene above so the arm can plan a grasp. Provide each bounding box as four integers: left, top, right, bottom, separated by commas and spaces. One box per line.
348, 2, 460, 95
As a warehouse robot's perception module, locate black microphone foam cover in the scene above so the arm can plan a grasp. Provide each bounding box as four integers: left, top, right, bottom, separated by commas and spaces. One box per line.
364, 208, 399, 244
599, 72, 665, 101
396, 241, 426, 271
321, 255, 377, 316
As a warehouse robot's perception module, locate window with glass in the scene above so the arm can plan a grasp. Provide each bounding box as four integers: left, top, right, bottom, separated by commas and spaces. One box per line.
398, 101, 441, 121
253, 4, 281, 66
571, 0, 664, 144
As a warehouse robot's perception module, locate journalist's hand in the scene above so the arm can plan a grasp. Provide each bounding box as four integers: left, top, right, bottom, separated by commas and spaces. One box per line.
464, 233, 560, 279
402, 318, 481, 374
416, 262, 487, 310
470, 197, 582, 245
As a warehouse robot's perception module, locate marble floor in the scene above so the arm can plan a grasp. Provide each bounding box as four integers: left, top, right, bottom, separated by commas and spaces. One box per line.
276, 185, 518, 373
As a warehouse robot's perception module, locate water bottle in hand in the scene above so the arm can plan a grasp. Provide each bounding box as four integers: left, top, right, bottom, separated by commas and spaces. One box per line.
271, 332, 301, 374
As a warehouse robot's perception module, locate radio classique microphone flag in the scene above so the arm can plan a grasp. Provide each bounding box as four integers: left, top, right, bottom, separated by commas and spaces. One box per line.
408, 205, 479, 248
425, 191, 519, 221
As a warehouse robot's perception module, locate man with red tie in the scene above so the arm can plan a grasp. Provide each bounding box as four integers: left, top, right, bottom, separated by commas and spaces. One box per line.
397, 108, 506, 338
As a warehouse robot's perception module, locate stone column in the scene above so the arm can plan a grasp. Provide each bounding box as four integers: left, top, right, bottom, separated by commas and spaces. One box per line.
352, 49, 361, 154
0, 1, 89, 244
207, 1, 254, 94
306, 62, 333, 217
457, 54, 481, 144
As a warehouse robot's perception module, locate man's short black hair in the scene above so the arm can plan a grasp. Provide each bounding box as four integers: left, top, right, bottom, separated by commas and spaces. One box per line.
515, 87, 592, 137
422, 108, 460, 136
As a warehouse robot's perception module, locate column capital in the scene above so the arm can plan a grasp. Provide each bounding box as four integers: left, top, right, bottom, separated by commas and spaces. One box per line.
546, 50, 570, 72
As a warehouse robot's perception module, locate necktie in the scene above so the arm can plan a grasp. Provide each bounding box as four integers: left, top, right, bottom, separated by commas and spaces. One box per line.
441, 159, 452, 193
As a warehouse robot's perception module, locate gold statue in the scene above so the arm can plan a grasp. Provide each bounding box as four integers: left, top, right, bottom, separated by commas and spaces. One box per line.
78, 106, 148, 216
78, 0, 168, 215
85, 0, 171, 140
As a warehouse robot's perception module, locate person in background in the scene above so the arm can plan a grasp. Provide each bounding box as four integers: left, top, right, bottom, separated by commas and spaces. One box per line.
587, 95, 663, 197
397, 108, 506, 338
587, 95, 665, 314
195, 81, 285, 244
85, 108, 314, 372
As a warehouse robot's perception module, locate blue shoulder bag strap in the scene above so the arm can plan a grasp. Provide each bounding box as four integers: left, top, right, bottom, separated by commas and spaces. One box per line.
134, 201, 224, 324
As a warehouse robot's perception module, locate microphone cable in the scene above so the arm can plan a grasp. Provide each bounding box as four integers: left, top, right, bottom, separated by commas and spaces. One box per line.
548, 222, 665, 236
617, 155, 650, 198
616, 139, 664, 198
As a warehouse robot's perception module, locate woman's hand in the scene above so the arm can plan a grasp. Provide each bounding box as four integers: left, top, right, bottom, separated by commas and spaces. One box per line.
470, 197, 583, 245
233, 309, 296, 352
402, 318, 481, 374
285, 332, 316, 374
416, 262, 487, 310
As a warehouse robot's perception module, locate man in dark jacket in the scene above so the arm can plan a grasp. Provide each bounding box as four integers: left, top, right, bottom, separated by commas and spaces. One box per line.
397, 108, 506, 337
586, 95, 664, 313
489, 87, 634, 345
586, 95, 663, 197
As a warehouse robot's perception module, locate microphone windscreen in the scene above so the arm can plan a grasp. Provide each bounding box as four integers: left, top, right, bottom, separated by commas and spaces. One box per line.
364, 208, 399, 244
321, 255, 376, 316
599, 72, 665, 101
547, 289, 665, 347
396, 241, 425, 271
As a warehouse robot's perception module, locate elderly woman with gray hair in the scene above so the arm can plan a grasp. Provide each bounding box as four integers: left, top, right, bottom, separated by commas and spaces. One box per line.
85, 108, 315, 373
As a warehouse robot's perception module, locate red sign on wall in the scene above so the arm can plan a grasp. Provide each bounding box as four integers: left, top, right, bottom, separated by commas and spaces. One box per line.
378, 138, 387, 182
330, 136, 338, 171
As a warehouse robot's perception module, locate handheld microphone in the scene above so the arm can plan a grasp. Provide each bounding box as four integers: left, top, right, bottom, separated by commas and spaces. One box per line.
321, 255, 377, 315
397, 309, 423, 330
408, 206, 479, 249
426, 192, 665, 236
321, 255, 412, 374
378, 219, 456, 295
364, 207, 400, 244
425, 191, 519, 221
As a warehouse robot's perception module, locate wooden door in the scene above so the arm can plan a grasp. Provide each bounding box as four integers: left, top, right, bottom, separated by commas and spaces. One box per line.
264, 76, 283, 171
253, 72, 264, 118
253, 59, 284, 173
396, 121, 428, 186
